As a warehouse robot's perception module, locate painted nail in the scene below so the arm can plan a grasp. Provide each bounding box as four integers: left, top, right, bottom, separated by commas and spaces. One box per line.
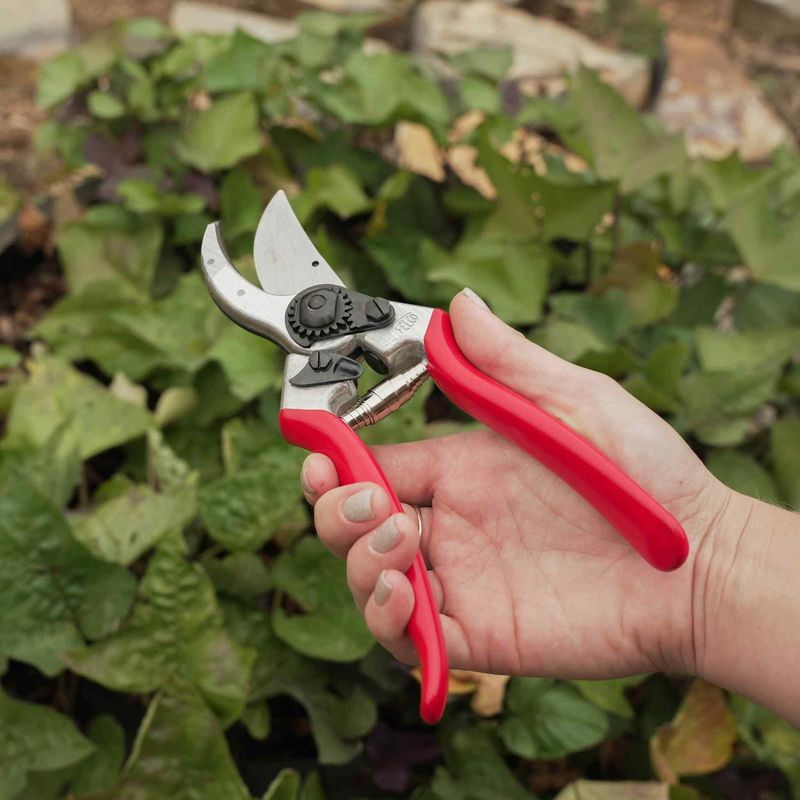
369, 516, 401, 554
374, 571, 393, 606
342, 487, 375, 522
462, 287, 489, 311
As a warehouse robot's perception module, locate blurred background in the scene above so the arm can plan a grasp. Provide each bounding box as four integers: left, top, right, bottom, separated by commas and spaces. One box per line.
1, 1, 800, 799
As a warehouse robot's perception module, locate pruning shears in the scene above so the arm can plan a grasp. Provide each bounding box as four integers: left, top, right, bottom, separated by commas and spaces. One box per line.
200, 191, 689, 724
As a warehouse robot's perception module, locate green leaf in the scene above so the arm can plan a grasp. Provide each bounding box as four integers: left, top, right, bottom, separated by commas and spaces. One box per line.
439, 726, 533, 800
593, 243, 678, 326
0, 468, 135, 675
364, 231, 448, 305
732, 695, 800, 797
550, 289, 636, 344
476, 134, 616, 242
65, 538, 255, 726
569, 68, 686, 193
71, 483, 197, 566
644, 342, 690, 397
109, 272, 218, 375
87, 91, 126, 119
37, 52, 86, 108
771, 417, 800, 509
202, 551, 271, 599
556, 781, 669, 800
224, 600, 376, 764
199, 456, 306, 551
725, 177, 800, 291
117, 178, 206, 216
220, 167, 264, 239
31, 288, 166, 380
677, 368, 776, 446
0, 688, 94, 800
532, 319, 608, 363
429, 239, 549, 325
70, 715, 126, 795
5, 356, 152, 459
294, 165, 372, 224
499, 678, 610, 759
0, 426, 82, 507
573, 675, 649, 719
695, 327, 800, 372
264, 769, 301, 800
314, 51, 449, 129
208, 323, 283, 401
705, 450, 781, 504
105, 679, 251, 800
241, 700, 271, 741
460, 77, 501, 115
176, 92, 262, 172
0, 178, 19, 222
733, 283, 800, 330
56, 215, 163, 299
451, 47, 512, 81
154, 386, 199, 427
272, 537, 373, 662
693, 153, 773, 211
204, 30, 277, 92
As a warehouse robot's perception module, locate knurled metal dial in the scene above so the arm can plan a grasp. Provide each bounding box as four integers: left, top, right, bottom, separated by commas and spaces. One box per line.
287, 285, 353, 345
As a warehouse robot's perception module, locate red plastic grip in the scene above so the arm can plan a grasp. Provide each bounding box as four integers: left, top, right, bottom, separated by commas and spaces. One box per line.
279, 407, 448, 723
424, 310, 689, 571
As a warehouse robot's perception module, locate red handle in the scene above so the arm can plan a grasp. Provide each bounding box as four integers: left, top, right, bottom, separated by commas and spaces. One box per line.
424, 310, 689, 571
279, 407, 448, 723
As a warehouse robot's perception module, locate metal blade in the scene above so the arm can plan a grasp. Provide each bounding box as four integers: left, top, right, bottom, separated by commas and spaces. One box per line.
254, 190, 345, 296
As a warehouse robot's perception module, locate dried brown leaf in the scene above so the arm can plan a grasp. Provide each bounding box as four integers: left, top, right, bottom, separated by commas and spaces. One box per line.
650, 679, 737, 783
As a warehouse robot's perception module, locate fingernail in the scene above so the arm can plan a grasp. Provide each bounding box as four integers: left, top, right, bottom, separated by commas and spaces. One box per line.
369, 516, 401, 554
374, 571, 393, 606
462, 287, 489, 311
342, 487, 375, 522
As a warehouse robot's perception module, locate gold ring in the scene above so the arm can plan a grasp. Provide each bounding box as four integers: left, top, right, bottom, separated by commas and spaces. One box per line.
413, 505, 423, 543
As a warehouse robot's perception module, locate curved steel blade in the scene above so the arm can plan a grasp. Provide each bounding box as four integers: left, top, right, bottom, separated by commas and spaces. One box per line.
254, 190, 345, 295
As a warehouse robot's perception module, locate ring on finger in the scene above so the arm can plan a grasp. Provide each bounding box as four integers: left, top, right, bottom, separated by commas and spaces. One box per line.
412, 505, 423, 543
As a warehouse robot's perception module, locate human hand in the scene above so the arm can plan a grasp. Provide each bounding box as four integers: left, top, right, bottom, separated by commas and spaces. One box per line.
300, 289, 732, 681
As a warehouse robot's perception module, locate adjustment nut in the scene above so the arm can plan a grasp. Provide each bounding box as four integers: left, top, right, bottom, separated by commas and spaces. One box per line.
365, 297, 392, 323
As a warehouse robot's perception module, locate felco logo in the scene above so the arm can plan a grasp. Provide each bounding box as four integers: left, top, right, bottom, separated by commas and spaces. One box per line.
394, 312, 419, 333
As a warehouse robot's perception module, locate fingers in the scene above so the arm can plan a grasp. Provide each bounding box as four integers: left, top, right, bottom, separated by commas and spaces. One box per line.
300, 453, 339, 505
313, 482, 394, 559
364, 570, 471, 668
449, 288, 604, 408
364, 570, 418, 664
370, 440, 440, 507
346, 509, 423, 610
301, 440, 441, 510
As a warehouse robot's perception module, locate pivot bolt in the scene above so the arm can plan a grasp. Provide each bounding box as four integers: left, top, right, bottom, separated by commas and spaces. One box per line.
366, 297, 392, 322
309, 351, 333, 371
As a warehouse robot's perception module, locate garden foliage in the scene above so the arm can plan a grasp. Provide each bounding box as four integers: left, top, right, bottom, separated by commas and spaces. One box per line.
1, 10, 800, 799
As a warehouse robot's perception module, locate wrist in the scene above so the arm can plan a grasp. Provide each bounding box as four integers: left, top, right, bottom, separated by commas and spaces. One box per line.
691, 486, 800, 721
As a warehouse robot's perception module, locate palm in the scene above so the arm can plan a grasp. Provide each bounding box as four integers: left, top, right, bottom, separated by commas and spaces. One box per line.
416, 410, 713, 679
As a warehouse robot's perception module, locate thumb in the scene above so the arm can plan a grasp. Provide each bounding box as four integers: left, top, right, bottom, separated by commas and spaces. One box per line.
448, 288, 603, 410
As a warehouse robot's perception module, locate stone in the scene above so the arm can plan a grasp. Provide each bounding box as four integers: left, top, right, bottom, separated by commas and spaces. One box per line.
0, 0, 72, 58
300, 0, 399, 10
170, 1, 298, 42
738, 0, 800, 21
655, 31, 793, 161
412, 0, 651, 107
